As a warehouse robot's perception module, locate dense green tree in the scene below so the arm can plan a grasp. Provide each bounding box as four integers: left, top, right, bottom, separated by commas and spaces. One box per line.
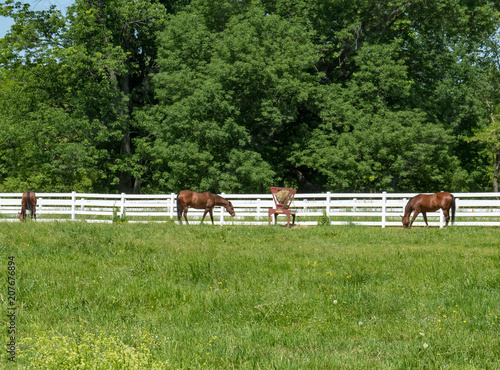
144, 2, 319, 192
0, 65, 110, 191
150, 0, 499, 192
466, 32, 500, 192
0, 0, 169, 192
0, 1, 109, 191
285, 0, 498, 191
1, 0, 499, 193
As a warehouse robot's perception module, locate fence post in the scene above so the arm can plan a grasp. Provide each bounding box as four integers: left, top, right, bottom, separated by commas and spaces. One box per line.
120, 193, 126, 218
171, 193, 176, 220
326, 192, 331, 218
439, 209, 444, 228
381, 192, 387, 228
257, 199, 261, 221
71, 191, 76, 220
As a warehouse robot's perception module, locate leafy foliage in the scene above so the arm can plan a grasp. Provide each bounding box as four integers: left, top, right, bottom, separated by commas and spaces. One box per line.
19, 326, 167, 369
1, 0, 499, 193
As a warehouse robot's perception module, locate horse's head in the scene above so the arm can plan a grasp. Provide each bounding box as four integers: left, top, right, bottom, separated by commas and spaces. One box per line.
19, 212, 25, 222
401, 215, 410, 229
226, 202, 236, 217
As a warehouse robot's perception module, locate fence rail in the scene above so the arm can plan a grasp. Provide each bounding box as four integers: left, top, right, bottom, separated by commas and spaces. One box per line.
1, 192, 499, 227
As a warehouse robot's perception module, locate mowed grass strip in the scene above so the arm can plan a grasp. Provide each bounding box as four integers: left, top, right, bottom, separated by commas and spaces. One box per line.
1, 222, 498, 368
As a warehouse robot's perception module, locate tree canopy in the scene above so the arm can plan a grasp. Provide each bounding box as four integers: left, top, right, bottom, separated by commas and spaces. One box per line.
1, 0, 499, 193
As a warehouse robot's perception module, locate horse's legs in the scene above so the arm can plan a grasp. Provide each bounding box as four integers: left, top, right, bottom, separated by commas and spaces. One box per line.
201, 210, 208, 223
183, 208, 190, 225
422, 212, 429, 227
409, 211, 420, 228
201, 208, 215, 224
443, 209, 450, 226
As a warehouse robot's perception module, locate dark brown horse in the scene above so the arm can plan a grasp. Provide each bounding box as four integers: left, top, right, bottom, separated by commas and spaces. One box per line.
177, 190, 235, 225
401, 192, 455, 228
19, 191, 37, 221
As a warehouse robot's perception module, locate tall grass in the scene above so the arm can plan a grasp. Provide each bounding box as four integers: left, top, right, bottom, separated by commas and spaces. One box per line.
1, 222, 498, 368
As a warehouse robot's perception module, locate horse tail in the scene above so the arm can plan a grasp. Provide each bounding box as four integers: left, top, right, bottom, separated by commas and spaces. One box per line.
26, 191, 33, 216
176, 193, 182, 221
451, 194, 456, 225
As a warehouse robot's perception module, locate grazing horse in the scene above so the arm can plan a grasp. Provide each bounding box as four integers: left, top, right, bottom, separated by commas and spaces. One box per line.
401, 192, 455, 228
177, 190, 235, 225
19, 191, 37, 221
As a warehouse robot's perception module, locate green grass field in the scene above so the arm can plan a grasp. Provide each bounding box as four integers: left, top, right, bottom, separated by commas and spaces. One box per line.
1, 222, 498, 369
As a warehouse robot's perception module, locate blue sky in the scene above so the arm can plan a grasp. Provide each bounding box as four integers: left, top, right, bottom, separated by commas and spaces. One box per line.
0, 17, 15, 38
0, 0, 72, 38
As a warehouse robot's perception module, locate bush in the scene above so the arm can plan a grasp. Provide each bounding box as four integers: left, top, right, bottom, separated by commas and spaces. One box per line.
318, 209, 330, 226
19, 326, 167, 369
112, 207, 127, 223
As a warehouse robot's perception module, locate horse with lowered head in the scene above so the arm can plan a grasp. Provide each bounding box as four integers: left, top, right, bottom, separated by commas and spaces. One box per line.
401, 192, 455, 228
177, 190, 235, 225
19, 191, 37, 221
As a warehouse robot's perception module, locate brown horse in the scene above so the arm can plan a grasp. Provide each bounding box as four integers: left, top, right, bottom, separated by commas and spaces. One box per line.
401, 192, 455, 228
177, 190, 235, 225
19, 191, 37, 221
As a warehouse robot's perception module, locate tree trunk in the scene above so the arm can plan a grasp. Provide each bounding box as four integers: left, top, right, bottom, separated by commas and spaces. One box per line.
97, 0, 138, 194
111, 63, 140, 193
118, 132, 133, 193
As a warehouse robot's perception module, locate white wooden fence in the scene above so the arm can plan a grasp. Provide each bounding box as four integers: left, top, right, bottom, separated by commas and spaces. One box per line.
1, 192, 499, 227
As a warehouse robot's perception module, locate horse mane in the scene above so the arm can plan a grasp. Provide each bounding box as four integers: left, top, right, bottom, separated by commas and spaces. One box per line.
214, 194, 230, 205
404, 195, 418, 213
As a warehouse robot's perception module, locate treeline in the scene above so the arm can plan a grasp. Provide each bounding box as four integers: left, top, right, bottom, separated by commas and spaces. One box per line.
1, 0, 499, 194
